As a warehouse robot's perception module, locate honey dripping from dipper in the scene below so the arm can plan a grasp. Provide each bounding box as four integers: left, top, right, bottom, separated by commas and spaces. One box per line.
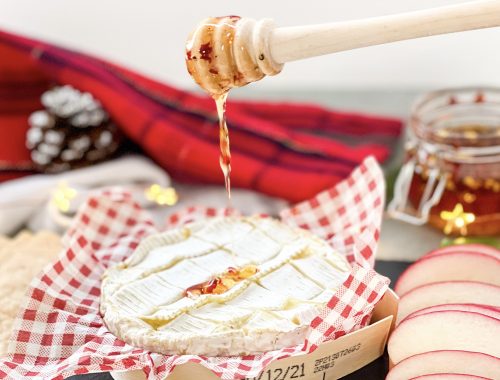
185, 16, 282, 198
215, 93, 231, 197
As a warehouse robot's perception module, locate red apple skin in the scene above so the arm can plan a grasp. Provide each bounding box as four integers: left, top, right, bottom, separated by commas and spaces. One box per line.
410, 374, 490, 380
401, 303, 500, 324
386, 350, 500, 380
395, 251, 500, 296
423, 244, 500, 260
397, 281, 500, 323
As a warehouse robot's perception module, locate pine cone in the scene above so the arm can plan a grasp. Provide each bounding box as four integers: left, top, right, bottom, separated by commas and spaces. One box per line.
26, 85, 121, 173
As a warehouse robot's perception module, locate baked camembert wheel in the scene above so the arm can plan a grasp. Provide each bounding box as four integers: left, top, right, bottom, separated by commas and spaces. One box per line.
101, 216, 350, 356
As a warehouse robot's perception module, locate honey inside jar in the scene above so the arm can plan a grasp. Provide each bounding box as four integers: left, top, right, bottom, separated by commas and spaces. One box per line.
404, 88, 500, 236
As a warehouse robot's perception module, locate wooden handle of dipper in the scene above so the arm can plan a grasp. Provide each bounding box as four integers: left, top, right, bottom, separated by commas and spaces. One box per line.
186, 1, 500, 95
271, 0, 500, 63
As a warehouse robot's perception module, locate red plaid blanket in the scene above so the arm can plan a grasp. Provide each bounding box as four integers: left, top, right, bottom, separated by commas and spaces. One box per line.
0, 29, 402, 201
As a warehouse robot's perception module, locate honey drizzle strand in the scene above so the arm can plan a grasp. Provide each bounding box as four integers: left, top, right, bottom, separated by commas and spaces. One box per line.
215, 92, 232, 199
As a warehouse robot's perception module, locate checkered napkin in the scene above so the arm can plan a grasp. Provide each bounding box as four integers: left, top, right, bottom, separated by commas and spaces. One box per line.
0, 156, 390, 380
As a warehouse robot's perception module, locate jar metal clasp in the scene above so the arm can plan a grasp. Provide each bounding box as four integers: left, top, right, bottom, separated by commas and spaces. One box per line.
388, 158, 447, 225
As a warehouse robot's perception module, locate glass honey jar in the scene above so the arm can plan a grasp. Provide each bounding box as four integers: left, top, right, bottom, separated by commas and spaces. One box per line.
389, 88, 500, 236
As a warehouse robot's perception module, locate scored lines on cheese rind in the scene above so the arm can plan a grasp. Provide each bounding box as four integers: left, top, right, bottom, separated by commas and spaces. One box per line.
190, 249, 246, 273
135, 241, 344, 327
246, 216, 300, 245
188, 303, 253, 324
192, 217, 255, 246
137, 238, 216, 270
257, 264, 323, 300
110, 238, 219, 288
114, 218, 256, 287
104, 217, 351, 336
224, 228, 282, 263
291, 254, 350, 289
157, 312, 219, 334
243, 310, 298, 332
225, 282, 290, 310
123, 227, 189, 267
110, 276, 184, 316
137, 240, 315, 322
111, 226, 306, 318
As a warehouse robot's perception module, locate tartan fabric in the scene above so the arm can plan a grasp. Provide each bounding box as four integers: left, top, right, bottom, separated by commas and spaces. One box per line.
0, 157, 389, 379
0, 29, 403, 201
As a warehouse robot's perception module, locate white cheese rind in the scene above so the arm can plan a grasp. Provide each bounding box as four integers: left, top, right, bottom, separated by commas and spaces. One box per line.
101, 216, 350, 356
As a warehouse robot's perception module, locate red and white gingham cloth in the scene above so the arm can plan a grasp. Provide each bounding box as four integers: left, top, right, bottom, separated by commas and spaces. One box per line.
0, 156, 390, 380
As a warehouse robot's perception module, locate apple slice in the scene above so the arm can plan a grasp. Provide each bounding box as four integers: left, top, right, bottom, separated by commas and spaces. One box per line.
387, 351, 500, 380
411, 375, 490, 380
395, 251, 500, 295
397, 281, 500, 323
388, 311, 500, 365
403, 303, 500, 322
424, 244, 500, 260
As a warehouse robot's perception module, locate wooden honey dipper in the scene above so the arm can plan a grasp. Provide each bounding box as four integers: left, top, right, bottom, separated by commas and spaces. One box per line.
186, 0, 500, 95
